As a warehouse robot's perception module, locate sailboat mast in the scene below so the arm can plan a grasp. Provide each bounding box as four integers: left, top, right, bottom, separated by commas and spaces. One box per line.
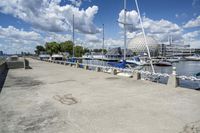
102, 24, 105, 57
135, 0, 155, 73
72, 14, 75, 58
124, 0, 127, 60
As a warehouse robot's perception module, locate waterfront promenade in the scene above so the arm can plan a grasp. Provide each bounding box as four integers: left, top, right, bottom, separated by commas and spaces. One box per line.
0, 58, 200, 133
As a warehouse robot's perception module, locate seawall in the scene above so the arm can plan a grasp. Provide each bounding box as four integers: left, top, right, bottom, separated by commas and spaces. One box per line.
0, 58, 200, 133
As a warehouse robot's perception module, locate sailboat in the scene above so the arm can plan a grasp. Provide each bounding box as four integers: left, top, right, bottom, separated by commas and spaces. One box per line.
185, 54, 200, 61
109, 0, 154, 72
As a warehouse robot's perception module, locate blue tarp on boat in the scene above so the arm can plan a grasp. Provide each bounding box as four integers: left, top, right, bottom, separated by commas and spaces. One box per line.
108, 60, 126, 69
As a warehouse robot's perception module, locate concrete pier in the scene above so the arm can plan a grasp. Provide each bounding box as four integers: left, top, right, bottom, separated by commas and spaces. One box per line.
0, 59, 200, 133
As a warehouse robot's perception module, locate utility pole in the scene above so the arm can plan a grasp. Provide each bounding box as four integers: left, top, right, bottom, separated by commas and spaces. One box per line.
124, 0, 127, 61
72, 14, 75, 58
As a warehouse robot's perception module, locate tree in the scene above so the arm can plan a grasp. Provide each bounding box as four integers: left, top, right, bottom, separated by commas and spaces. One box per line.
83, 48, 90, 54
35, 45, 45, 55
74, 46, 84, 57
60, 41, 74, 55
45, 42, 60, 55
92, 49, 107, 54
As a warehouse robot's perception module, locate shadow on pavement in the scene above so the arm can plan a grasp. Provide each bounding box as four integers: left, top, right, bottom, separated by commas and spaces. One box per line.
0, 68, 8, 93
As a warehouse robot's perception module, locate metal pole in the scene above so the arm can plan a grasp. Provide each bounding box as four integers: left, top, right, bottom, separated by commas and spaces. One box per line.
72, 14, 75, 58
135, 0, 155, 73
102, 24, 104, 58
124, 0, 127, 60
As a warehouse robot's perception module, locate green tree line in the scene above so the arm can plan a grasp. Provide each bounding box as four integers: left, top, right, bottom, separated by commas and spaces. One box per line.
35, 41, 106, 57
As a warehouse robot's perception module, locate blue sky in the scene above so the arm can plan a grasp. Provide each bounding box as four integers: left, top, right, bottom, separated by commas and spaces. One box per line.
0, 0, 200, 54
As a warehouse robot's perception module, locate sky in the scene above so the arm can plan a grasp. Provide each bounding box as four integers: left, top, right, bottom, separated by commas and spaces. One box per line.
0, 0, 200, 54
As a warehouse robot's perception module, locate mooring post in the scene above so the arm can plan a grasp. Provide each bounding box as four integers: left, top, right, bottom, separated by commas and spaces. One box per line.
84, 65, 89, 70
69, 63, 73, 67
75, 62, 79, 68
132, 71, 141, 80
112, 69, 118, 75
167, 67, 179, 88
96, 67, 101, 72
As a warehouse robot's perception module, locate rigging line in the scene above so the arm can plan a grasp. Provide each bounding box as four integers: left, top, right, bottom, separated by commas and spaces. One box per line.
134, 0, 155, 73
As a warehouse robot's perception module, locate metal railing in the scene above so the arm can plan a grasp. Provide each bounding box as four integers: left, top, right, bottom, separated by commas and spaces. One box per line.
42, 59, 200, 89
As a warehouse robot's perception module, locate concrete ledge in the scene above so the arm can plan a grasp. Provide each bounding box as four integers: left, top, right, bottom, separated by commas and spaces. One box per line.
6, 61, 24, 69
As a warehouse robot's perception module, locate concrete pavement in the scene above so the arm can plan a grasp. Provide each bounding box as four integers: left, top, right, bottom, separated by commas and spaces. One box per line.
0, 59, 200, 133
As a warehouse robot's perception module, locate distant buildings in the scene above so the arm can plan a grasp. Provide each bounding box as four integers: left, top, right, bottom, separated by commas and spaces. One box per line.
128, 35, 160, 56
0, 51, 3, 56
128, 35, 199, 57
159, 44, 196, 57
105, 47, 134, 59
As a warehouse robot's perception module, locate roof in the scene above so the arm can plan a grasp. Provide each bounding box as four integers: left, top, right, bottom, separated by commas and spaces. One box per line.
106, 47, 133, 56
52, 54, 63, 58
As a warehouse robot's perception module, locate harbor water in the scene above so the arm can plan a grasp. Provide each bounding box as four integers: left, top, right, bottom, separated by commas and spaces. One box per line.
82, 59, 200, 90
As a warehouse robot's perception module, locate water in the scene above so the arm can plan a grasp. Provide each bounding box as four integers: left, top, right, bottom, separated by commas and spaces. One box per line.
143, 61, 200, 89
82, 59, 200, 90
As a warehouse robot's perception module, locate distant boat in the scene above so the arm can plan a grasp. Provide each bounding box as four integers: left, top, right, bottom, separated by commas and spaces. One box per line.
39, 54, 50, 60
166, 57, 181, 63
185, 54, 200, 61
196, 72, 200, 77
51, 54, 64, 60
108, 60, 127, 69
154, 60, 172, 66
120, 56, 147, 66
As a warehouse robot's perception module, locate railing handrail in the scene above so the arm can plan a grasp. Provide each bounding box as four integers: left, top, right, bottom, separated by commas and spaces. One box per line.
43, 59, 200, 82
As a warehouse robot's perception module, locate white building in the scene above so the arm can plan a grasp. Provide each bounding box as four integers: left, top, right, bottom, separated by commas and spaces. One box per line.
159, 44, 195, 57
128, 35, 160, 56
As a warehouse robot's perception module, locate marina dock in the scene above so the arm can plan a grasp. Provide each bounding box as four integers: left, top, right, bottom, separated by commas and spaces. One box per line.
0, 58, 200, 133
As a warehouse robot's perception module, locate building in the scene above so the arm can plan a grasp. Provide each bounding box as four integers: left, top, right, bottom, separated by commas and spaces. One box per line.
159, 44, 196, 57
0, 51, 3, 56
128, 35, 198, 57
128, 35, 160, 56
105, 47, 134, 60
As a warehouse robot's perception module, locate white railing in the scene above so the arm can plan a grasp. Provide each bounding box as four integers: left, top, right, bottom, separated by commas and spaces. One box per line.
42, 59, 200, 83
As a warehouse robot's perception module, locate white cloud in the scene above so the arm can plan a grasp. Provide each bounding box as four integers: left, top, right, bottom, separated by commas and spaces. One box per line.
182, 30, 200, 48
0, 26, 43, 54
0, 0, 100, 34
0, 26, 41, 41
0, 26, 73, 54
118, 10, 140, 32
183, 30, 200, 40
84, 34, 101, 43
68, 0, 82, 7
183, 16, 200, 28
175, 13, 187, 19
105, 38, 123, 49
44, 32, 72, 43
118, 9, 182, 43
